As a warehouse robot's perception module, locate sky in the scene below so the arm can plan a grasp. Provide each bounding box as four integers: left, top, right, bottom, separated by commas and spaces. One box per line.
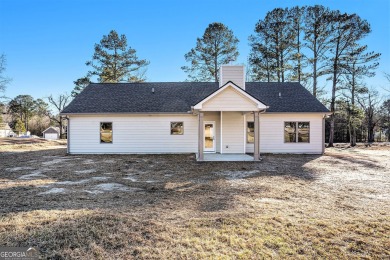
0, 0, 389, 101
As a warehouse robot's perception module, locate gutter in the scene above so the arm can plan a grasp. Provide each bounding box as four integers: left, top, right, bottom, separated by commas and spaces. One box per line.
59, 112, 195, 116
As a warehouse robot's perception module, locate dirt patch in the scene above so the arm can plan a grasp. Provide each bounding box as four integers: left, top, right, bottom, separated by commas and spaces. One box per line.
215, 170, 259, 180
39, 188, 68, 195
0, 142, 389, 258
75, 169, 96, 174
83, 183, 143, 195
18, 171, 47, 180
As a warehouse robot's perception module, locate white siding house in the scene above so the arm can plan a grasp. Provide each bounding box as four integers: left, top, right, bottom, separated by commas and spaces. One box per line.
68, 114, 198, 154
61, 65, 330, 160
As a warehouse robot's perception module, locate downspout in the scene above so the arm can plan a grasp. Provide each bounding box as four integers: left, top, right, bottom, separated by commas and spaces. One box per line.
257, 109, 267, 160
63, 116, 70, 154
322, 114, 326, 154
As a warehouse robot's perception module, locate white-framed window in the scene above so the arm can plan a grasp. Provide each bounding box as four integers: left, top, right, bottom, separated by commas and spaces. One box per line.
284, 122, 310, 143
247, 122, 254, 143
100, 122, 113, 143
171, 122, 184, 135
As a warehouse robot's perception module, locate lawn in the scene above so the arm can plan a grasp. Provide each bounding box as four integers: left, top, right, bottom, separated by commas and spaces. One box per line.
0, 139, 389, 259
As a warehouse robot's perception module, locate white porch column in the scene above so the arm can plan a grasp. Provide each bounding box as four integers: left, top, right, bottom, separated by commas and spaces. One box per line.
198, 112, 204, 161
254, 111, 260, 161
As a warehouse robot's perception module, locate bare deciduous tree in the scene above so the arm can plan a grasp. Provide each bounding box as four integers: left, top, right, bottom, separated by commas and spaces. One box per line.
0, 54, 11, 94
47, 93, 71, 138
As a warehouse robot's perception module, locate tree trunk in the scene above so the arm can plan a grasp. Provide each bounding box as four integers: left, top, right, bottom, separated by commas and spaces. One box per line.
214, 57, 218, 83
328, 37, 340, 148
297, 23, 301, 84
350, 64, 356, 147
313, 46, 317, 97
351, 126, 356, 146
281, 51, 285, 82
59, 117, 63, 139
329, 117, 335, 147
312, 25, 318, 97
328, 62, 337, 147
367, 108, 375, 143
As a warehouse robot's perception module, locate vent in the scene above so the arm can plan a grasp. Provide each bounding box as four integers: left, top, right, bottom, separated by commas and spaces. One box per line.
152, 88, 155, 93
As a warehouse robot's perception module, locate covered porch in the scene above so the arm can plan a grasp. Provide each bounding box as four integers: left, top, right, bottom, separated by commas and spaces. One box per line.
193, 81, 268, 162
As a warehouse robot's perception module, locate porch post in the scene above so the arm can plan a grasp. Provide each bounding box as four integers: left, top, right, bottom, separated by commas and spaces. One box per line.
198, 112, 204, 161
254, 111, 260, 161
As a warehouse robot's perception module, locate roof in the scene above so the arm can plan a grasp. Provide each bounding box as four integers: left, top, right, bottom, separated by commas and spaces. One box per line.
61, 82, 329, 114
42, 126, 60, 134
193, 81, 268, 110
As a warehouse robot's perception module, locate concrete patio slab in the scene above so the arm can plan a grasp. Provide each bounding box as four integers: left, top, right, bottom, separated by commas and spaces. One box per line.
201, 153, 254, 161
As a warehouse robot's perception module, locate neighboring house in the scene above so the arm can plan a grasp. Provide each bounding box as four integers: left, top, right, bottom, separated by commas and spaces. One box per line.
0, 123, 12, 137
61, 65, 330, 161
42, 126, 60, 140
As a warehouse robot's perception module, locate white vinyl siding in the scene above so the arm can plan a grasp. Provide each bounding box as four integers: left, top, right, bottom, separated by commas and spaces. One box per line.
202, 86, 258, 111
221, 112, 244, 153
246, 113, 324, 154
68, 114, 198, 154
219, 65, 245, 89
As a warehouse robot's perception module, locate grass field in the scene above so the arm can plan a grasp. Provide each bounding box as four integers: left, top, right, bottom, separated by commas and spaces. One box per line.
0, 138, 389, 259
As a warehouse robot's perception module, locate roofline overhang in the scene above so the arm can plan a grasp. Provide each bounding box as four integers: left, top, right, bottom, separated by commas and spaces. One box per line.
263, 111, 331, 114
60, 112, 194, 116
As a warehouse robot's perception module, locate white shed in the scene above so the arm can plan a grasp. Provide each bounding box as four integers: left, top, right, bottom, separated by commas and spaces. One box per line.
42, 126, 60, 140
0, 123, 12, 137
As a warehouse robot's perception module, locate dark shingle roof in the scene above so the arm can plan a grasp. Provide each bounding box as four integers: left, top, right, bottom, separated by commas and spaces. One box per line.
245, 82, 329, 112
61, 82, 329, 114
42, 126, 60, 134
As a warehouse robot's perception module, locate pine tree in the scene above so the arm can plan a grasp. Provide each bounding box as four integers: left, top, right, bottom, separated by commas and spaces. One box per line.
304, 5, 333, 97
86, 30, 149, 83
327, 12, 371, 147
340, 44, 380, 146
181, 22, 239, 82
71, 76, 91, 97
15, 118, 26, 134
249, 8, 295, 82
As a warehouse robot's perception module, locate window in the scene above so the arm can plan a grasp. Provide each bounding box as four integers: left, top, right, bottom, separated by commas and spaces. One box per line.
284, 122, 296, 142
284, 122, 310, 143
100, 122, 112, 143
171, 122, 184, 135
247, 122, 254, 143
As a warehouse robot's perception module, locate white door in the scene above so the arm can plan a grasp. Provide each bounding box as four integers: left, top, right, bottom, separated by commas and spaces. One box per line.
204, 121, 216, 152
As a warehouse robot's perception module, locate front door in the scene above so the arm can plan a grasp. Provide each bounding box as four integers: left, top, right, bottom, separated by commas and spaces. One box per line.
204, 121, 216, 152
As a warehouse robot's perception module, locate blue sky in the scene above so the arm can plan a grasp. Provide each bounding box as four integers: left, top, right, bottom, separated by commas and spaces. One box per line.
0, 0, 389, 100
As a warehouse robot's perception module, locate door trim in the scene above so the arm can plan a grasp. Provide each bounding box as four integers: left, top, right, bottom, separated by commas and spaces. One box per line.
204, 121, 216, 153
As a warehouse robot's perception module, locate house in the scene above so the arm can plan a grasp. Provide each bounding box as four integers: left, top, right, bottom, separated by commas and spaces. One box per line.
0, 123, 12, 137
61, 65, 330, 161
42, 126, 60, 140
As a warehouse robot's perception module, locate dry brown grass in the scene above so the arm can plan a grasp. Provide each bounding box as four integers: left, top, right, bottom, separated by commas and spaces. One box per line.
0, 139, 389, 259
0, 137, 67, 152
